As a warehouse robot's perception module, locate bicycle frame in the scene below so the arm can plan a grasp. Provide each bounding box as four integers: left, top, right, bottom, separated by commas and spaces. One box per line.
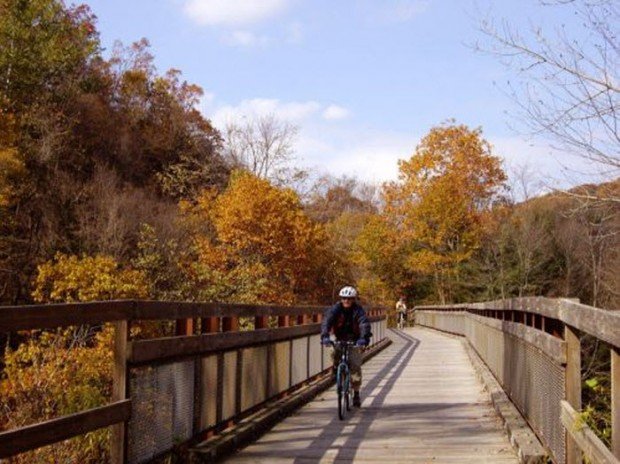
330, 340, 356, 420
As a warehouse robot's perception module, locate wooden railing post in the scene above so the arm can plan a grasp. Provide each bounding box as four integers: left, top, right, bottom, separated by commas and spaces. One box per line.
255, 315, 269, 329
612, 346, 619, 458
222, 316, 239, 332
111, 320, 129, 464
202, 317, 219, 333
565, 325, 581, 464
175, 317, 194, 336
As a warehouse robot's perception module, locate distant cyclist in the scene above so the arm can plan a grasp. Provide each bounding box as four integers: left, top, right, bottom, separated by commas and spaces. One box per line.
321, 286, 371, 407
396, 296, 407, 329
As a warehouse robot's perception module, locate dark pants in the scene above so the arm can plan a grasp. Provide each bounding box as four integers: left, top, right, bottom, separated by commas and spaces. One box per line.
330, 345, 362, 390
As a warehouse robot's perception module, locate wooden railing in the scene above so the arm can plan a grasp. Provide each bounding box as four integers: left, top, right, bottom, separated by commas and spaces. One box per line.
0, 300, 388, 463
415, 297, 619, 464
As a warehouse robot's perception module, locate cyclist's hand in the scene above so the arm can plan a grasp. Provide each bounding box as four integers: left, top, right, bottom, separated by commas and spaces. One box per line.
356, 338, 369, 347
321, 336, 331, 346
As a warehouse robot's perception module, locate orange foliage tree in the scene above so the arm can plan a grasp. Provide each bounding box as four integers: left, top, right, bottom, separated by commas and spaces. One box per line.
383, 122, 507, 303
183, 171, 329, 304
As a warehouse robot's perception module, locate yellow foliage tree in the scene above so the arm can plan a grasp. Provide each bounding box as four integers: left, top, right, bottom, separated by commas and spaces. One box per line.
353, 213, 402, 304
1, 254, 149, 463
32, 253, 150, 302
323, 211, 373, 301
383, 122, 507, 303
184, 171, 328, 304
0, 148, 25, 207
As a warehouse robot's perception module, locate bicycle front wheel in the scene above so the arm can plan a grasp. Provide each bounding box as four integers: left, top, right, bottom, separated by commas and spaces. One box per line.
337, 368, 347, 420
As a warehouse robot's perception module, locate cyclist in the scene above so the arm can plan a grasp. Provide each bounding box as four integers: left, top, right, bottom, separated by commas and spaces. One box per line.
396, 296, 407, 329
321, 285, 371, 407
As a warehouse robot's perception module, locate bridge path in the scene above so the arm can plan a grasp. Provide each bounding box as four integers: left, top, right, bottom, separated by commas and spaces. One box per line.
223, 328, 519, 463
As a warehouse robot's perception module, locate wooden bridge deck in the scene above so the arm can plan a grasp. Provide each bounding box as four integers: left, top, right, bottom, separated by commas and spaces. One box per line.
223, 328, 519, 463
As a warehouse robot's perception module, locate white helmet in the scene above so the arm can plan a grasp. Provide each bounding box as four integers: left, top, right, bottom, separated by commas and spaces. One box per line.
338, 286, 358, 298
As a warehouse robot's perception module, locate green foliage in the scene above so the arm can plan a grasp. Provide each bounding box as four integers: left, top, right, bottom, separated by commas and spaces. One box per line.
132, 223, 190, 300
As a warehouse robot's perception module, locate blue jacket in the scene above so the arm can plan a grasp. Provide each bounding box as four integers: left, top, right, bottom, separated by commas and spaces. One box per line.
320, 302, 372, 342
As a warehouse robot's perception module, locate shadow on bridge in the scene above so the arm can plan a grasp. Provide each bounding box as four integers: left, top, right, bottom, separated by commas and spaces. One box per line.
228, 328, 521, 463
291, 329, 421, 463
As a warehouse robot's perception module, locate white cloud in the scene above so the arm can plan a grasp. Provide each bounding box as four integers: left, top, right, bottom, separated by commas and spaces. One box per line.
198, 91, 216, 116
285, 21, 303, 43
202, 91, 216, 105
207, 96, 609, 189
377, 0, 430, 22
297, 129, 418, 184
323, 105, 351, 121
205, 97, 411, 183
489, 135, 611, 193
224, 30, 270, 47
211, 98, 322, 127
183, 0, 289, 26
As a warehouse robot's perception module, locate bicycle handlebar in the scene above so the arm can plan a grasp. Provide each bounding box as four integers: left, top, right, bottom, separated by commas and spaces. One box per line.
325, 340, 357, 347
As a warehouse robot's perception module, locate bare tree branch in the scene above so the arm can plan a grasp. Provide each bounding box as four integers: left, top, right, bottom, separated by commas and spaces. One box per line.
476, 0, 620, 179
223, 114, 299, 184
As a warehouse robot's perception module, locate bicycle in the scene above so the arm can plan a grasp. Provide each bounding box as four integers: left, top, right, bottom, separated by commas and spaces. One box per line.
327, 340, 357, 420
397, 311, 406, 329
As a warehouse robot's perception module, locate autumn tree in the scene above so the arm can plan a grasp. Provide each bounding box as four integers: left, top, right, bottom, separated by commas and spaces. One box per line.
0, 0, 100, 303
223, 114, 305, 187
383, 123, 507, 303
105, 40, 229, 197
305, 175, 379, 223
353, 213, 415, 305
1, 253, 149, 463
32, 252, 149, 303
0, 2, 230, 304
184, 171, 329, 304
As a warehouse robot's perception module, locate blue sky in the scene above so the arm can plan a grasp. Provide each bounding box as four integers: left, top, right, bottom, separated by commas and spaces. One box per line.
86, 0, 601, 192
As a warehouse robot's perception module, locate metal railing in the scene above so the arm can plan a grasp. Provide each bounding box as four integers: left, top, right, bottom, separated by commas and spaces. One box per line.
415, 297, 620, 464
0, 300, 388, 463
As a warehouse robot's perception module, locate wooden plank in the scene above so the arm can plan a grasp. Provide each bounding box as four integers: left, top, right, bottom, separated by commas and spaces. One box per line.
110, 320, 129, 464
0, 300, 135, 331
565, 325, 582, 464
133, 302, 390, 322
128, 324, 323, 365
133, 301, 327, 321
613, 347, 620, 458
416, 297, 620, 349
0, 400, 131, 459
1, 300, 387, 333
128, 314, 385, 365
213, 328, 520, 464
558, 300, 620, 350
561, 400, 619, 464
